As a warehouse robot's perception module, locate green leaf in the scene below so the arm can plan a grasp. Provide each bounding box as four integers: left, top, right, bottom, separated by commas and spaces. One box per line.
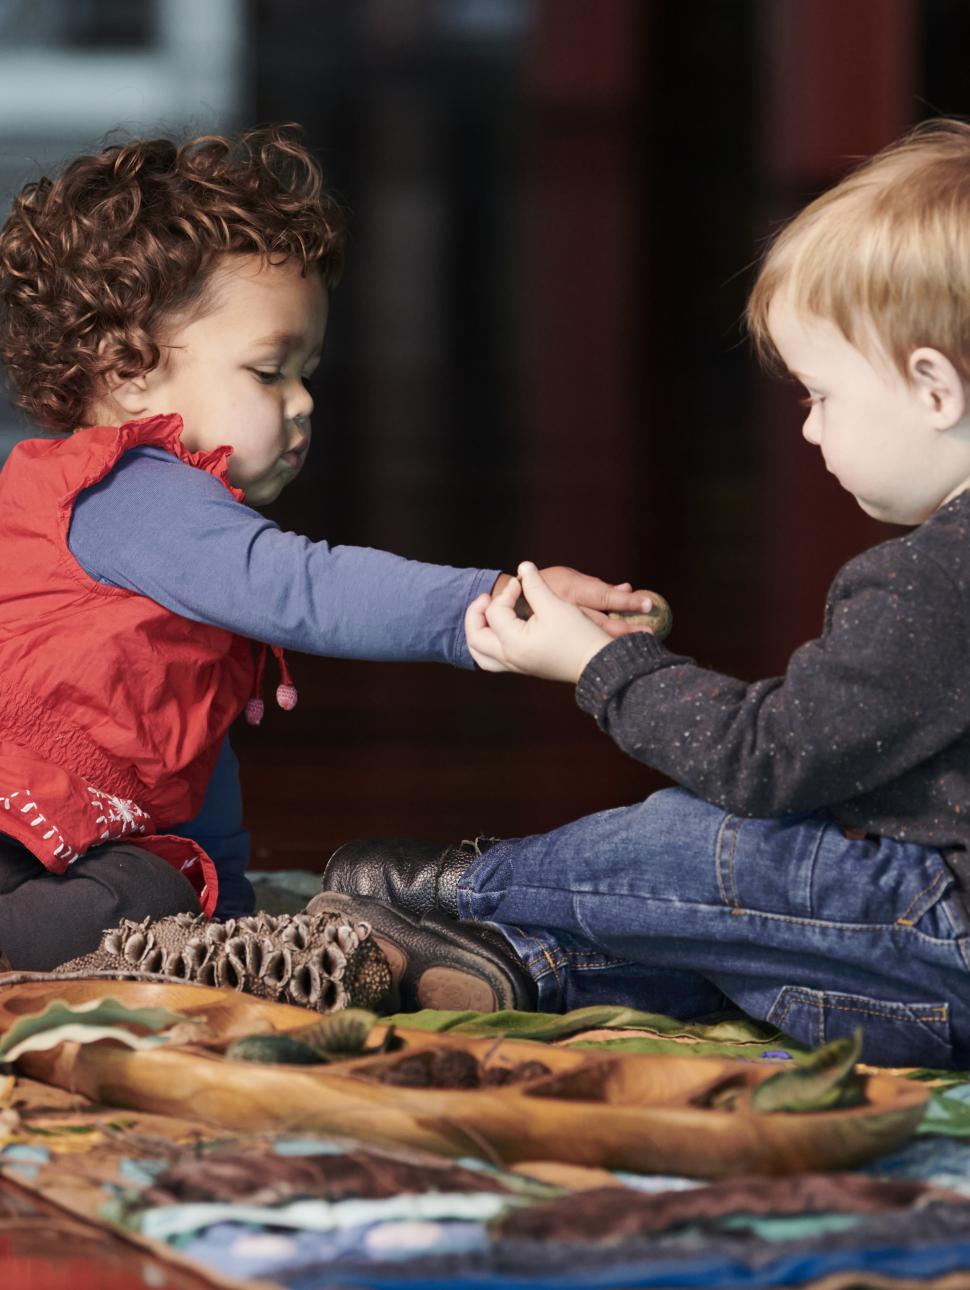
2, 1023, 181, 1061
0, 997, 193, 1062
750, 1029, 865, 1113
26, 1124, 100, 1136
225, 1034, 323, 1065
383, 1004, 799, 1048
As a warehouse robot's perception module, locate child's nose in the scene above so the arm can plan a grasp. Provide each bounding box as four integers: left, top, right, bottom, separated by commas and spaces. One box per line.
801, 416, 821, 446
288, 381, 314, 423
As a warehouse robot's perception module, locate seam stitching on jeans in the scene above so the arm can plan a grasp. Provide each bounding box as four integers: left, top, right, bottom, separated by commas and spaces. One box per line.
512, 927, 564, 989
536, 944, 563, 989
774, 993, 824, 1046
714, 813, 733, 908
785, 992, 822, 1045
727, 905, 948, 942
726, 817, 742, 908
803, 822, 827, 917
778, 988, 948, 1025
939, 893, 959, 938
896, 867, 947, 925
519, 949, 626, 973
513, 928, 561, 969
563, 955, 627, 968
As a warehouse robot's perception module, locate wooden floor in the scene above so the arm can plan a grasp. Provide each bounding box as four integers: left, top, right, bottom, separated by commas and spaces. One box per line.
0, 1175, 218, 1290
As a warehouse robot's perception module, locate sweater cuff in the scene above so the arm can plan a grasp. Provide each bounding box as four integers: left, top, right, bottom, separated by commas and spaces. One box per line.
456, 568, 503, 669
576, 631, 670, 718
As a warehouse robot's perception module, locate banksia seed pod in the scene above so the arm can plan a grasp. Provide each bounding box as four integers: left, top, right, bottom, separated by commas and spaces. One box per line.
53, 908, 392, 1014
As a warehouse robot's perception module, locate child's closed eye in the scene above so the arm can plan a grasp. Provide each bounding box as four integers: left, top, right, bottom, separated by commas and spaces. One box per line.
252, 368, 285, 384
799, 394, 825, 408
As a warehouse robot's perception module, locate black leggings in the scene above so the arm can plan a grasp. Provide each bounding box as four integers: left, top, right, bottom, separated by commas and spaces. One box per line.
0, 837, 199, 970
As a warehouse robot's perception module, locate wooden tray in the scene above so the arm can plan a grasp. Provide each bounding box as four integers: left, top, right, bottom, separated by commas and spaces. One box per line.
0, 977, 930, 1179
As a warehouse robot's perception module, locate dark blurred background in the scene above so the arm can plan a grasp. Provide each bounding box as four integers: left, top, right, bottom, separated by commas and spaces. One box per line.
1, 0, 968, 868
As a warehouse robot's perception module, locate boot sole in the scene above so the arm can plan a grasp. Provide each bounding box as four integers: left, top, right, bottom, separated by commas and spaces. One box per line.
308, 892, 530, 1012
370, 938, 499, 1011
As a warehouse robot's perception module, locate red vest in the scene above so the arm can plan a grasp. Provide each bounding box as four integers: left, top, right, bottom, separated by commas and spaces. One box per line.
0, 414, 258, 915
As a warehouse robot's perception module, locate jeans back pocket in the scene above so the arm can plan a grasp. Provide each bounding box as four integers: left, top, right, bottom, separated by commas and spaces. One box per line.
767, 985, 953, 1068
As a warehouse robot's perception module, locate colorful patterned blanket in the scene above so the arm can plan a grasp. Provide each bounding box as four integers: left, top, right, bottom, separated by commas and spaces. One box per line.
2, 1001, 970, 1290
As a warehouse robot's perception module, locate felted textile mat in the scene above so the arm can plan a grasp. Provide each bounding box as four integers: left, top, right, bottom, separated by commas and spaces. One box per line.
2, 1003, 970, 1289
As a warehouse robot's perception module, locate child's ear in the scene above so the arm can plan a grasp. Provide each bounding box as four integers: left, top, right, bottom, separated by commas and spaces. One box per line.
909, 347, 968, 430
105, 370, 154, 416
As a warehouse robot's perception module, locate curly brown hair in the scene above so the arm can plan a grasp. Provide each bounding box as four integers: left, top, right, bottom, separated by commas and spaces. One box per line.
0, 124, 345, 433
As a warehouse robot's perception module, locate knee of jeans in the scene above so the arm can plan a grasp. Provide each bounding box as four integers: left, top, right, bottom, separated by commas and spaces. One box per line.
643, 785, 716, 823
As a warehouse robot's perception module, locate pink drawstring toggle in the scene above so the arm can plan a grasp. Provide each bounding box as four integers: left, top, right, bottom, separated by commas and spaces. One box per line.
274, 681, 297, 712
247, 643, 296, 721
276, 683, 298, 711
247, 643, 268, 724
271, 645, 297, 710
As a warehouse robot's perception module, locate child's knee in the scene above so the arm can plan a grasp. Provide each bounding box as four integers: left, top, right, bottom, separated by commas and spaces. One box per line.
96, 844, 201, 924
0, 844, 201, 970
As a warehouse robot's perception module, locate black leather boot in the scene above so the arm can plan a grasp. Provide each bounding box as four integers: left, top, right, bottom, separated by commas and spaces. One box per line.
307, 890, 537, 1013
320, 836, 496, 920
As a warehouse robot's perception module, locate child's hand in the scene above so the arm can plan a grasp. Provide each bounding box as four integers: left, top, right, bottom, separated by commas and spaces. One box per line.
467, 562, 618, 682
536, 566, 657, 637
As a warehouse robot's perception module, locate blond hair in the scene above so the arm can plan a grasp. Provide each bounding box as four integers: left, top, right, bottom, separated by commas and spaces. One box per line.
747, 118, 970, 381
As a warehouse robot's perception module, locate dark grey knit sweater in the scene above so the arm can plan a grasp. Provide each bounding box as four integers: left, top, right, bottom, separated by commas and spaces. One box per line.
576, 489, 970, 869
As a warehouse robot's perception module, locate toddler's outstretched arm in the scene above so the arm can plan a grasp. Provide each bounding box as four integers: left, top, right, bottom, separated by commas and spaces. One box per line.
491, 565, 652, 635
469, 562, 652, 680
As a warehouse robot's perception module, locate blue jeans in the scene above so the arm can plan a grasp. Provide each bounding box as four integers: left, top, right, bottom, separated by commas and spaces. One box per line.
455, 788, 970, 1068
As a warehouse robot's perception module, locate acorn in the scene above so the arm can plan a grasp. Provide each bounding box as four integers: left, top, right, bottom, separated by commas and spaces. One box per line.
609, 591, 672, 641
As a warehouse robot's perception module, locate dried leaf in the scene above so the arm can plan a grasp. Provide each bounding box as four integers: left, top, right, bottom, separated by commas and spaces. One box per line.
750, 1030, 865, 1113
290, 1008, 377, 1058
0, 997, 196, 1062
1, 1023, 179, 1062
225, 1034, 322, 1064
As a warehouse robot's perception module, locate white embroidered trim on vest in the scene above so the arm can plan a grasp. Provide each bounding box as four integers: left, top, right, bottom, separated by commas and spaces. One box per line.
0, 787, 79, 864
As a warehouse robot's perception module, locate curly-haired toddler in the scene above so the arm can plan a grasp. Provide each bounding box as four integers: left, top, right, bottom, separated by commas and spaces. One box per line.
0, 125, 646, 971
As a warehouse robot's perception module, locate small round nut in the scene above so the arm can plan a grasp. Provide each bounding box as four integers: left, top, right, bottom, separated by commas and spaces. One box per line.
609, 591, 672, 641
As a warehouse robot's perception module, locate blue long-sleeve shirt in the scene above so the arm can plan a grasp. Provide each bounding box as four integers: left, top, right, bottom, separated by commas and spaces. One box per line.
69, 446, 498, 916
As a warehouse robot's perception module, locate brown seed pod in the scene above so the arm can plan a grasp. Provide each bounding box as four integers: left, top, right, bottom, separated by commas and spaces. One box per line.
609, 591, 672, 641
